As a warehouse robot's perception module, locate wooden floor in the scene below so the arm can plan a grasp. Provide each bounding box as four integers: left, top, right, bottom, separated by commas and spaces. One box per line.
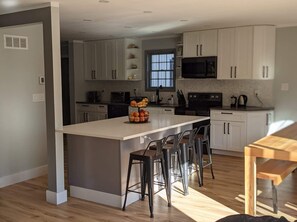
0, 155, 296, 222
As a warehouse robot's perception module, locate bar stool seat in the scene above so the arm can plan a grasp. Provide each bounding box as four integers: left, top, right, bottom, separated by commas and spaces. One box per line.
122, 138, 168, 218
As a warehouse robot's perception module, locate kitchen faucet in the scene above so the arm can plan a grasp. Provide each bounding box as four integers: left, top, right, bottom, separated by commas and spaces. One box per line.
156, 85, 163, 104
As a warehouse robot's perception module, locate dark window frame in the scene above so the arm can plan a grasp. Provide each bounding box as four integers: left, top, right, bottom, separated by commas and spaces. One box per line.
145, 49, 176, 92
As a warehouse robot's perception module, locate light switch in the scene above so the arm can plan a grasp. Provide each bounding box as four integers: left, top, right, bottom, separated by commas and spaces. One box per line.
32, 93, 45, 102
281, 83, 289, 91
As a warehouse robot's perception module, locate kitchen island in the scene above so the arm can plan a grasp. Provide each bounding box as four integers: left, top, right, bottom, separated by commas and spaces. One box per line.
58, 114, 209, 208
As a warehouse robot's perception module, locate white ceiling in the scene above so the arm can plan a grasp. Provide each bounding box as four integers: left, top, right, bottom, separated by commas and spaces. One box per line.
1, 0, 297, 41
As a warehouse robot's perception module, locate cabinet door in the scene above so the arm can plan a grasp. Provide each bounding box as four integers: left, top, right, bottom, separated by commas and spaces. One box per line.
115, 39, 125, 80
217, 28, 235, 79
76, 111, 86, 123
88, 112, 107, 121
210, 120, 227, 150
183, 32, 199, 58
199, 29, 218, 56
264, 27, 276, 79
253, 26, 276, 79
227, 121, 246, 152
84, 42, 97, 80
234, 26, 253, 79
105, 40, 116, 80
96, 41, 107, 80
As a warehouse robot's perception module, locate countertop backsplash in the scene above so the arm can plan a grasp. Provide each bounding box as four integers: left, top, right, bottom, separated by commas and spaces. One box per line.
88, 79, 273, 108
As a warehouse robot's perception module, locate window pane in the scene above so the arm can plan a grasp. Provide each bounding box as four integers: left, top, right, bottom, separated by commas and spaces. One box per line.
151, 80, 158, 87
152, 71, 158, 79
152, 62, 159, 71
152, 55, 158, 63
167, 54, 174, 61
160, 62, 166, 70
159, 71, 165, 78
159, 54, 166, 62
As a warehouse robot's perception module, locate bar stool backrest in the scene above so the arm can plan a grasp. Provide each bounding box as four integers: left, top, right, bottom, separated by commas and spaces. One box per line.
165, 132, 183, 148
143, 137, 166, 156
197, 124, 210, 140
181, 128, 198, 146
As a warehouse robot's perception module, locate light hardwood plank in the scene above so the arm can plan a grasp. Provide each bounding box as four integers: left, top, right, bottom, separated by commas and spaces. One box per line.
0, 155, 296, 222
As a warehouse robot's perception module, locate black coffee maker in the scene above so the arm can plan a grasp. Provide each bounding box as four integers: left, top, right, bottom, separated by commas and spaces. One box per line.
87, 91, 101, 103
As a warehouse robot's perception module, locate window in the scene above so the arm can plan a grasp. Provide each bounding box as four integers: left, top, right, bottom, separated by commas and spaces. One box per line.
145, 49, 175, 91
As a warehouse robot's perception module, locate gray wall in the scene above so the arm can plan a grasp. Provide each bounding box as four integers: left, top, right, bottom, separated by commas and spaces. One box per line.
0, 23, 47, 177
274, 26, 297, 122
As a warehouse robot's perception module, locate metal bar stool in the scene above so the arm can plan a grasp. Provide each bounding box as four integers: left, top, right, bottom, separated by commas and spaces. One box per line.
194, 124, 214, 186
122, 137, 168, 218
178, 128, 201, 193
150, 132, 184, 207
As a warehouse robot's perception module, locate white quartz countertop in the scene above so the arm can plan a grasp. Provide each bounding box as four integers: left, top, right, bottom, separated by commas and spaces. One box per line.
58, 114, 209, 140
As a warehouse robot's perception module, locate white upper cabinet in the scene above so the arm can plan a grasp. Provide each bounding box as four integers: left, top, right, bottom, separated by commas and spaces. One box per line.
84, 41, 97, 80
252, 26, 276, 80
217, 26, 253, 80
105, 39, 125, 80
83, 38, 141, 81
183, 29, 218, 57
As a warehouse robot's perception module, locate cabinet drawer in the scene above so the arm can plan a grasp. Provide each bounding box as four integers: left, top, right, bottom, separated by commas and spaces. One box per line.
77, 104, 108, 113
211, 110, 246, 122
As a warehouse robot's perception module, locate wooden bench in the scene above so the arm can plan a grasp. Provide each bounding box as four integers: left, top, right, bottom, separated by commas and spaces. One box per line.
257, 159, 297, 213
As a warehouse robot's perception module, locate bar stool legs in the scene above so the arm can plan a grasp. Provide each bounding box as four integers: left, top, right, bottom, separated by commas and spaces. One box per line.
122, 138, 168, 218
180, 143, 189, 195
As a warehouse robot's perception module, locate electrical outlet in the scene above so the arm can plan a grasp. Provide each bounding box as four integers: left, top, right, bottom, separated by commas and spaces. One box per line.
254, 89, 260, 96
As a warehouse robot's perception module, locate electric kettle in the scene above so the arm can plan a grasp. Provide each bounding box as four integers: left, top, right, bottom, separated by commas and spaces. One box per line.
238, 95, 248, 107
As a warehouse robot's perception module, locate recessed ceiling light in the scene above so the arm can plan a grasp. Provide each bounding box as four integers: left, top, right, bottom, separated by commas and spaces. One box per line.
143, 11, 152, 14
83, 19, 93, 22
99, 0, 110, 3
180, 19, 188, 22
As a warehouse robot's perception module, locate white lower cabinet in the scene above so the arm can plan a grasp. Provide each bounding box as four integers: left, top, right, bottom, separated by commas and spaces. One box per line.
76, 104, 108, 123
211, 120, 246, 152
210, 110, 273, 152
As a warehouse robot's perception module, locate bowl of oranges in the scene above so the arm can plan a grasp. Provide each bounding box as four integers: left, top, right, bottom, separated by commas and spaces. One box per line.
129, 98, 150, 123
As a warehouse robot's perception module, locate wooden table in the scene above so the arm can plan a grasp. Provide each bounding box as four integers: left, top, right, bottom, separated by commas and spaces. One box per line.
245, 122, 297, 215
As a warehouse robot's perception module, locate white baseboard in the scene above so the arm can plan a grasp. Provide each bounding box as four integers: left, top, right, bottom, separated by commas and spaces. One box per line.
70, 185, 140, 208
0, 165, 48, 188
212, 149, 243, 157
46, 189, 67, 205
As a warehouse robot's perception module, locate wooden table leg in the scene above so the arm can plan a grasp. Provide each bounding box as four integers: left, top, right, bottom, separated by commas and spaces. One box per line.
245, 150, 256, 215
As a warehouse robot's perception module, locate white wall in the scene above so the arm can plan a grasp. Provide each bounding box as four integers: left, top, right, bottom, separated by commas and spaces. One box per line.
273, 26, 297, 122
0, 23, 47, 186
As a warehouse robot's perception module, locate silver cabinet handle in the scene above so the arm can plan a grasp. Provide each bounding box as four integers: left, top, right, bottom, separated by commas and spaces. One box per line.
227, 122, 230, 134
115, 70, 117, 79
262, 66, 265, 78
200, 44, 202, 56
164, 109, 172, 112
230, 66, 233, 78
234, 66, 237, 78
82, 104, 90, 107
93, 70, 96, 79
196, 45, 199, 56
266, 66, 269, 78
266, 113, 269, 126
223, 122, 226, 134
221, 112, 233, 115
86, 112, 89, 122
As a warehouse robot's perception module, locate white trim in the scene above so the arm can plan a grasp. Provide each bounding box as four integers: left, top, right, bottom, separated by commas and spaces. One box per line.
212, 149, 243, 157
46, 189, 67, 205
0, 165, 48, 188
70, 185, 140, 208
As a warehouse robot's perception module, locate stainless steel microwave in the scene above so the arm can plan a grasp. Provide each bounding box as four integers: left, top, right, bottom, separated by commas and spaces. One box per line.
182, 56, 217, 78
